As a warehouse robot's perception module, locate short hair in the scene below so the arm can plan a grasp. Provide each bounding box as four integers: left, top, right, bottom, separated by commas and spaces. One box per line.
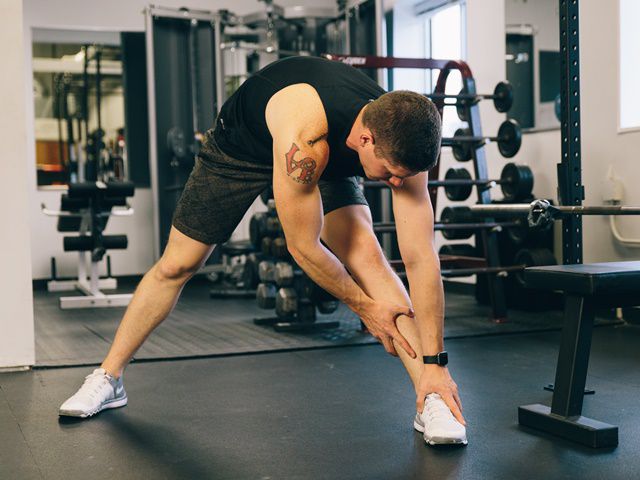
362, 91, 442, 172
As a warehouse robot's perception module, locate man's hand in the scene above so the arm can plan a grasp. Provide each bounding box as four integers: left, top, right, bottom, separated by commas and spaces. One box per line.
416, 365, 465, 425
360, 300, 417, 359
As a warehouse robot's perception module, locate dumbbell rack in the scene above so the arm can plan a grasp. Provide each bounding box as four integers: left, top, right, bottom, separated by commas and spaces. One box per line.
324, 54, 509, 322
249, 197, 342, 332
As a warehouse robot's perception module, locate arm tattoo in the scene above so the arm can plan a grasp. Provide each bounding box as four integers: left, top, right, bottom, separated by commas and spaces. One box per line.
285, 143, 317, 184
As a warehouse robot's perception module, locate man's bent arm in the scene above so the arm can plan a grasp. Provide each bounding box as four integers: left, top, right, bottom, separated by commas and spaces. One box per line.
265, 85, 415, 358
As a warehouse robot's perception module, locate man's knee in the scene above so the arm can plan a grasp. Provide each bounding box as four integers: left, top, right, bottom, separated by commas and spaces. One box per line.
155, 247, 211, 282
155, 257, 200, 282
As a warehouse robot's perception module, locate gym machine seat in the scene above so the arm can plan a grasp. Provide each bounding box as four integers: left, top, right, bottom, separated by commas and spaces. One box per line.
518, 261, 640, 448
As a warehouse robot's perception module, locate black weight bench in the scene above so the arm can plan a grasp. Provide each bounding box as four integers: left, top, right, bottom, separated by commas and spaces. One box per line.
518, 261, 640, 448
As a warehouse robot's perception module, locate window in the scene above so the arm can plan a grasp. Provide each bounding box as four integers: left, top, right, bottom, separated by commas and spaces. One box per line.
391, 1, 465, 137
620, 0, 640, 130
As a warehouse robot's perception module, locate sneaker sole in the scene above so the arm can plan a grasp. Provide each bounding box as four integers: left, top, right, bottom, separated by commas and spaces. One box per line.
59, 396, 128, 418
414, 420, 468, 446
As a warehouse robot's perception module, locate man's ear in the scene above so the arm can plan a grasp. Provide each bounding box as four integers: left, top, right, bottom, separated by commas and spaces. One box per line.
360, 128, 375, 147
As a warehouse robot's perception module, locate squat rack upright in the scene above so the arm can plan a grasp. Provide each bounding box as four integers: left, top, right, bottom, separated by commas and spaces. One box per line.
557, 0, 583, 265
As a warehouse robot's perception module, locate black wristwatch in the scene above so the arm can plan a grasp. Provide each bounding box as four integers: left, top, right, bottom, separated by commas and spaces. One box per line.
423, 351, 448, 366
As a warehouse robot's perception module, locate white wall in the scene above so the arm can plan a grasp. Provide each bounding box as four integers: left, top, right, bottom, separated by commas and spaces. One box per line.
24, 0, 335, 279
1, 0, 35, 369
506, 1, 640, 263
579, 0, 640, 262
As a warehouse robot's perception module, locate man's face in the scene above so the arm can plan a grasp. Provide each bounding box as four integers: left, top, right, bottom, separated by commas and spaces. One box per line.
359, 146, 415, 188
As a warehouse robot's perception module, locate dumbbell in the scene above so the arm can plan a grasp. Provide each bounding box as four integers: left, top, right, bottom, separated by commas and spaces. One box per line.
266, 199, 277, 217
242, 253, 263, 289
266, 216, 282, 236
426, 81, 514, 121
301, 275, 338, 306
275, 288, 319, 324
270, 237, 289, 259
256, 282, 276, 309
441, 119, 522, 161
249, 212, 268, 248
439, 163, 534, 202
274, 261, 295, 287
439, 206, 528, 242
275, 287, 298, 318
258, 260, 276, 283
261, 236, 273, 257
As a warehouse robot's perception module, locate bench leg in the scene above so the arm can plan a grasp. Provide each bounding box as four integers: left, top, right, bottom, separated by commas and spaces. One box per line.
519, 294, 618, 448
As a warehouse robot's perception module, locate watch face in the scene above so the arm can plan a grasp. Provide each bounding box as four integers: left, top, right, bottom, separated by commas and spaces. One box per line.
438, 352, 448, 366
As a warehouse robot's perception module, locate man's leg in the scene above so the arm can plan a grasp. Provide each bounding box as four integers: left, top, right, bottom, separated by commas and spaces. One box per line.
320, 204, 425, 391
100, 226, 215, 378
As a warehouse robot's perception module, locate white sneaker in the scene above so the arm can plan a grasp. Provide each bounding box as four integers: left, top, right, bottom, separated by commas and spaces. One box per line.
59, 368, 127, 418
413, 393, 467, 446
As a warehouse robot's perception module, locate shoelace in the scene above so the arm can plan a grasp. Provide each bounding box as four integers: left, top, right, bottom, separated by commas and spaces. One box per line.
78, 372, 112, 400
424, 396, 454, 421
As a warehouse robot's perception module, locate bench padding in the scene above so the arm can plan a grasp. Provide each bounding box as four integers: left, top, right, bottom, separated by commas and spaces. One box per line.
524, 261, 640, 295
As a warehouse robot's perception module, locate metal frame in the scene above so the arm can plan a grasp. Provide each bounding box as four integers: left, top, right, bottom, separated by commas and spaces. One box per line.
144, 6, 229, 258
557, 0, 584, 264
41, 201, 134, 310
145, 7, 162, 260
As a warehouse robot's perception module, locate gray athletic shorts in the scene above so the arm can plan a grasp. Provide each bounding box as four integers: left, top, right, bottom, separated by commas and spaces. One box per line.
172, 131, 368, 245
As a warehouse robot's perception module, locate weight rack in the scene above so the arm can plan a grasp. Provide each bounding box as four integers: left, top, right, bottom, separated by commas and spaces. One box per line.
324, 54, 508, 321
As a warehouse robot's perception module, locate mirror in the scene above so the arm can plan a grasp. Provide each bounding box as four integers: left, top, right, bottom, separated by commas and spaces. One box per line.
505, 0, 560, 131
32, 30, 126, 187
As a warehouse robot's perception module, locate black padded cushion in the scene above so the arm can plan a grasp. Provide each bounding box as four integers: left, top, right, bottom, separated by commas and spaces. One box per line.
524, 261, 640, 295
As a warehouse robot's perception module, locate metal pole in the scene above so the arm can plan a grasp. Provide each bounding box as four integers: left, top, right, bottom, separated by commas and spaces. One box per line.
558, 0, 583, 264
145, 8, 162, 260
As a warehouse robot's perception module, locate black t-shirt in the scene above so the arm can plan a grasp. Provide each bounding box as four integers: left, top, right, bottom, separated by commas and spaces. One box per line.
213, 56, 386, 179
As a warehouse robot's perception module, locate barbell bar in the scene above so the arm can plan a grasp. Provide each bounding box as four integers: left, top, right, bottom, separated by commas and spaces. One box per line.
468, 199, 640, 229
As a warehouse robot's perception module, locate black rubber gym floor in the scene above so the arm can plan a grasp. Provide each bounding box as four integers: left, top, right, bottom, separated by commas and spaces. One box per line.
2, 322, 639, 480
33, 278, 617, 367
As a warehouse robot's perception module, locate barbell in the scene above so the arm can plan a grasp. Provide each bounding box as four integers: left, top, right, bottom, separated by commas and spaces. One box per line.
468, 199, 640, 229
425, 81, 514, 120
362, 162, 533, 202
441, 119, 522, 161
439, 163, 533, 202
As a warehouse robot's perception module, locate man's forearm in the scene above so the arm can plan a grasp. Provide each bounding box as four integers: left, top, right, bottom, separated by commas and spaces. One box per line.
289, 241, 372, 314
405, 257, 445, 355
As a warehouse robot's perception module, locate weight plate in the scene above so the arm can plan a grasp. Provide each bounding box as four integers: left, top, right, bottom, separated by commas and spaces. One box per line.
497, 119, 522, 158
500, 163, 534, 202
456, 88, 469, 121
493, 81, 514, 113
513, 248, 557, 287
438, 243, 478, 257
440, 206, 474, 240
444, 167, 473, 201
452, 128, 473, 162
